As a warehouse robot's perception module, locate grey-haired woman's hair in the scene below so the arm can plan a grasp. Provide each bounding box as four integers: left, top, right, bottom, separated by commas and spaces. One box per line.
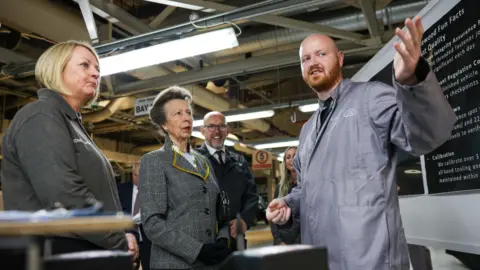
149, 85, 193, 136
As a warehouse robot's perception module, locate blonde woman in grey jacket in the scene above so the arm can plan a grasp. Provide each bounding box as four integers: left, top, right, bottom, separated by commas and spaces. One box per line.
1, 40, 138, 259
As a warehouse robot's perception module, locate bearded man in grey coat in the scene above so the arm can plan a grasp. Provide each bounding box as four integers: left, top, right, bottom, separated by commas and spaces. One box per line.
267, 16, 456, 270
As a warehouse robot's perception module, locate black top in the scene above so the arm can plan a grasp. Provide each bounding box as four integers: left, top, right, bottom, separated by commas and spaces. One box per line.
196, 143, 258, 227
0, 88, 127, 251
271, 182, 301, 245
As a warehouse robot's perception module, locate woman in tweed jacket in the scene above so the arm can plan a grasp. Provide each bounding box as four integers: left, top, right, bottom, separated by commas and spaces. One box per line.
139, 86, 230, 270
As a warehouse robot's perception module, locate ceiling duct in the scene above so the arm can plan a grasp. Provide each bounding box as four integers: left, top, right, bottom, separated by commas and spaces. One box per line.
208, 1, 427, 60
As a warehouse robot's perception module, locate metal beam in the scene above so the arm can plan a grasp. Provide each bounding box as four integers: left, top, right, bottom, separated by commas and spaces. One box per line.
73, 0, 153, 35
113, 44, 383, 96
229, 76, 275, 104
0, 0, 90, 42
342, 0, 392, 9
0, 47, 32, 64
252, 15, 365, 40
114, 51, 300, 96
94, 0, 367, 54
160, 0, 366, 41
77, 0, 99, 43
149, 6, 177, 29
358, 0, 382, 37
78, 1, 272, 132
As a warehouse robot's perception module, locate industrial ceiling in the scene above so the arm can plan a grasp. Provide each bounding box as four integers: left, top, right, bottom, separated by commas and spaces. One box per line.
0, 0, 429, 172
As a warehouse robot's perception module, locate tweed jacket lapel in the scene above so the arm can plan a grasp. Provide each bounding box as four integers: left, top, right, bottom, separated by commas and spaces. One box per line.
166, 138, 210, 181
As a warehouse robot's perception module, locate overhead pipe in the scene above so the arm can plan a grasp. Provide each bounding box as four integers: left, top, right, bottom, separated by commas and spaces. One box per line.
83, 96, 134, 123
93, 0, 364, 54
0, 0, 271, 133
209, 0, 427, 59
113, 48, 378, 97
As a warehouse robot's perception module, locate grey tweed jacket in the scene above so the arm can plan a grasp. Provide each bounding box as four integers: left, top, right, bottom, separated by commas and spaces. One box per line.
139, 138, 229, 270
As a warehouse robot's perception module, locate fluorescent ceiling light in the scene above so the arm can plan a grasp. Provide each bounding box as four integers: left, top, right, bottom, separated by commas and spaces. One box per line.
191, 130, 205, 139
100, 27, 239, 76
224, 140, 235, 146
298, 103, 319, 113
226, 110, 275, 123
192, 110, 275, 127
193, 119, 203, 127
145, 0, 203, 10
227, 134, 239, 141
254, 139, 299, 150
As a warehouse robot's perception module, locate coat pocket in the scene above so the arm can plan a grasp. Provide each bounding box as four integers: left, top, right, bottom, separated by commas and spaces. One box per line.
334, 170, 385, 207
339, 205, 390, 268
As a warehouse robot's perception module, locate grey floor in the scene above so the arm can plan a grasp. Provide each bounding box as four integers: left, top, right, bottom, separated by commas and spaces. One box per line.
429, 248, 470, 270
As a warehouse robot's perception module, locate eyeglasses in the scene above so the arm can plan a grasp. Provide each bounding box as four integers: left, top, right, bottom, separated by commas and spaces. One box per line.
204, 124, 228, 132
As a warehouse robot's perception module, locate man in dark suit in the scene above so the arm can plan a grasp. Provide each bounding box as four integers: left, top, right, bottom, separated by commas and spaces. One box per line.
197, 111, 259, 251
117, 161, 152, 270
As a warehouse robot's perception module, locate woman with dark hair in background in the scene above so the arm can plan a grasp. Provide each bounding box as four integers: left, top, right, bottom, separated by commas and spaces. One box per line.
271, 146, 301, 245
139, 86, 230, 270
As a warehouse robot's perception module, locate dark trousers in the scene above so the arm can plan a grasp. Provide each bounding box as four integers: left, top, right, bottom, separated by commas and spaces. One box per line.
139, 225, 152, 270
229, 238, 247, 252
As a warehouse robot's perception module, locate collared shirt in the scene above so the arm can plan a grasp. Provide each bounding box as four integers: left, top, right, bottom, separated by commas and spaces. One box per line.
205, 143, 226, 164
172, 144, 197, 168
131, 184, 139, 217
131, 184, 142, 241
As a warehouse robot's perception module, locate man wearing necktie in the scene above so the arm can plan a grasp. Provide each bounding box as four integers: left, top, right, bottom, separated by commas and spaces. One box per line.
197, 111, 259, 251
117, 161, 152, 270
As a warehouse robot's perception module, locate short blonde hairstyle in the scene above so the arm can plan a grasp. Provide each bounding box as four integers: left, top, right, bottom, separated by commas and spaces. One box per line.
35, 40, 100, 106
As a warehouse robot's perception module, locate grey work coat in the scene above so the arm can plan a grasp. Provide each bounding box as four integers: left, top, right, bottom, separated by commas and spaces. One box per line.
1, 89, 127, 251
285, 68, 456, 270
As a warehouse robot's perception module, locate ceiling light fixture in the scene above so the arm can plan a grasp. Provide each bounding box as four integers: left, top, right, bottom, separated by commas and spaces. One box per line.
100, 27, 238, 76
145, 0, 203, 10
191, 131, 205, 139
298, 103, 319, 113
224, 140, 235, 146
253, 139, 299, 150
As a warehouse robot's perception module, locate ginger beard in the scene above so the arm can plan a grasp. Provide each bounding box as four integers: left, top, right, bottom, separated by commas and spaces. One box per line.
304, 59, 342, 94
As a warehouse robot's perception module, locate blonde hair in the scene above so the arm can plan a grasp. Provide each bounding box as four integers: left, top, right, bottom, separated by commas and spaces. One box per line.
278, 146, 298, 198
35, 40, 100, 106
